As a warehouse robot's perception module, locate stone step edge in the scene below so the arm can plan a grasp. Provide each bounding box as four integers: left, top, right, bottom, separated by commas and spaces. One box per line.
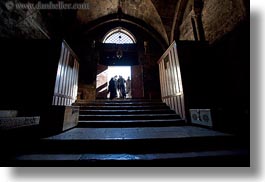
78, 119, 184, 123
16, 149, 249, 161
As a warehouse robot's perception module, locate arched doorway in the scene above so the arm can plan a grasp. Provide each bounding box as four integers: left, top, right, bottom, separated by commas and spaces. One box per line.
75, 13, 166, 102
96, 27, 144, 99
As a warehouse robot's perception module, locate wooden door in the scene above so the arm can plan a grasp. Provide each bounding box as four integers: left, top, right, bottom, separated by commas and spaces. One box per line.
52, 41, 79, 106
158, 41, 186, 120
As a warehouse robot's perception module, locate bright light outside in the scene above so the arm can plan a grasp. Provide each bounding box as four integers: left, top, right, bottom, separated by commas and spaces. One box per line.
96, 66, 131, 95
107, 66, 132, 99
107, 66, 131, 82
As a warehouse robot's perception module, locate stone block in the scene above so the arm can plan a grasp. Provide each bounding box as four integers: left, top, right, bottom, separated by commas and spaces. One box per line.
40, 106, 79, 134
0, 116, 40, 130
0, 110, 18, 118
63, 106, 79, 131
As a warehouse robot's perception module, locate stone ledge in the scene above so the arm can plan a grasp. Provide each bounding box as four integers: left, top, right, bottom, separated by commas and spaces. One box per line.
0, 116, 40, 130
0, 110, 18, 118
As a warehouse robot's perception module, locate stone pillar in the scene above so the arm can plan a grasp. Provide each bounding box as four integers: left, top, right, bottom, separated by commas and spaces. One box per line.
192, 0, 206, 41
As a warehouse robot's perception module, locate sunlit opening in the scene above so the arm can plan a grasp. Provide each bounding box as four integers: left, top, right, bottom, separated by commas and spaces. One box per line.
107, 66, 131, 82
107, 66, 132, 99
96, 66, 132, 99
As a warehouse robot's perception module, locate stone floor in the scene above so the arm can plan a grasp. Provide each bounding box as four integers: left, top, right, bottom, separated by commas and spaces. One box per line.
44, 126, 231, 141
16, 150, 248, 161
3, 100, 249, 166
8, 124, 249, 166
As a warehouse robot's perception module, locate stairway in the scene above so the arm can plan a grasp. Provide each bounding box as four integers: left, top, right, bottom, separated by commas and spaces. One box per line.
12, 99, 249, 166
78, 99, 185, 128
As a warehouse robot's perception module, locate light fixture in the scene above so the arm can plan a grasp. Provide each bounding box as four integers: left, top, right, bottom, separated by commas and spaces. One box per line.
116, 32, 123, 59
116, 47, 123, 59
144, 41, 148, 54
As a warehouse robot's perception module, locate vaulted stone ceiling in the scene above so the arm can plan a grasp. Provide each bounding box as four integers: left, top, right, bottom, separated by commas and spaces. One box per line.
0, 0, 248, 45
151, 0, 179, 43
0, 0, 181, 45
76, 0, 171, 44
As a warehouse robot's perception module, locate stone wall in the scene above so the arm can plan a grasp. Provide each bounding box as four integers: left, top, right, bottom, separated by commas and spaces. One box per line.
0, 1, 49, 39
0, 116, 40, 130
179, 0, 247, 43
179, 0, 195, 41
202, 0, 246, 43
179, 11, 195, 40
78, 82, 96, 101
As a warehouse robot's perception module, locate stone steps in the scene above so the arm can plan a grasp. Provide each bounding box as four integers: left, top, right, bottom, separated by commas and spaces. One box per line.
79, 105, 170, 110
78, 100, 184, 127
78, 119, 186, 128
79, 113, 181, 121
77, 102, 167, 107
12, 100, 249, 166
79, 109, 175, 115
13, 126, 249, 166
15, 149, 249, 167
75, 99, 163, 104
17, 126, 243, 154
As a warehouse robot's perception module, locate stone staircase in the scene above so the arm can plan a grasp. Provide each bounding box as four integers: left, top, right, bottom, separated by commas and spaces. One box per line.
11, 99, 249, 166
78, 99, 185, 128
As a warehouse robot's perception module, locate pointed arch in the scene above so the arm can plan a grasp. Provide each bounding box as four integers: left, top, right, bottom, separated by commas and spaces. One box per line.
102, 27, 136, 44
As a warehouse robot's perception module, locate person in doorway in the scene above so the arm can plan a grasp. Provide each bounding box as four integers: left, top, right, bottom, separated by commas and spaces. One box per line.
113, 75, 118, 98
108, 76, 117, 99
126, 76, 132, 98
117, 75, 126, 99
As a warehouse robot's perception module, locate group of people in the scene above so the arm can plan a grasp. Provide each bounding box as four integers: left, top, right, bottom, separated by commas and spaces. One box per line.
108, 75, 131, 99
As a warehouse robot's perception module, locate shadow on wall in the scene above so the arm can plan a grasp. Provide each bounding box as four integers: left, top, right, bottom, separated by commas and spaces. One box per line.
78, 82, 96, 101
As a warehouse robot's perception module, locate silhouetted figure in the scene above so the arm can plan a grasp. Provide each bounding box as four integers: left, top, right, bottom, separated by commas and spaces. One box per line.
117, 75, 126, 99
126, 76, 132, 98
113, 75, 118, 93
108, 76, 117, 99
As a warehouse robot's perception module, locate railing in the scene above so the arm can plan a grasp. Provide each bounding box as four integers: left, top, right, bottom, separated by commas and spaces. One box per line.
52, 41, 79, 106
158, 41, 186, 120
